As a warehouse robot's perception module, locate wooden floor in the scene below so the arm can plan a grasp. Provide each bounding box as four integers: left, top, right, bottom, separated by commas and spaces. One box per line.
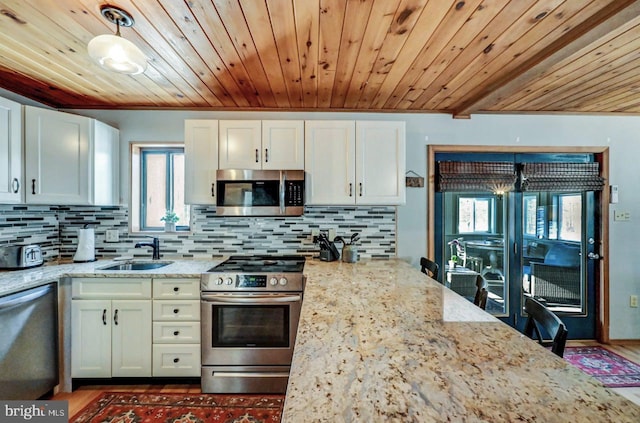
52, 341, 640, 419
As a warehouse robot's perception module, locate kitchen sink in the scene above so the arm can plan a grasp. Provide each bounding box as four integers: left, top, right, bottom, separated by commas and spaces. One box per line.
99, 261, 173, 271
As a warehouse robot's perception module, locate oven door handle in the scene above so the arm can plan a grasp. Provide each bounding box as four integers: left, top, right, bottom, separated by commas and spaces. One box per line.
203, 294, 302, 304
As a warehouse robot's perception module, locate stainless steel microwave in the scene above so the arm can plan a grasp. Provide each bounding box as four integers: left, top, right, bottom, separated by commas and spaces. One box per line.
215, 169, 305, 216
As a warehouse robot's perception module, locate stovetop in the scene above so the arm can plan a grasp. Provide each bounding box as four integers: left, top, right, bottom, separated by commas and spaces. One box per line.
201, 255, 306, 292
207, 255, 306, 273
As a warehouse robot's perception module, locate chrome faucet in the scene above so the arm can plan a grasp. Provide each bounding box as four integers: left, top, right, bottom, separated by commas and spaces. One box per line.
135, 237, 160, 260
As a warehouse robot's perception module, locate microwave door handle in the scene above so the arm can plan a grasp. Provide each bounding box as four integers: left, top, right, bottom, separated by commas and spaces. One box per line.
205, 294, 302, 304
279, 171, 285, 214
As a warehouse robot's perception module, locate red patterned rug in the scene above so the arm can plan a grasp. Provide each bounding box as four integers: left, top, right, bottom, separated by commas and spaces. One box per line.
71, 392, 284, 423
564, 346, 640, 388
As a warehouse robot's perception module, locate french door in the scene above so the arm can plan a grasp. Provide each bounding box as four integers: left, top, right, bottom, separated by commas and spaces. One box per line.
434, 152, 601, 339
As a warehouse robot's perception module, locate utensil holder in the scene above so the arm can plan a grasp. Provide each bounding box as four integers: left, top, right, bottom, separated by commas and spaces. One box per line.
342, 245, 358, 263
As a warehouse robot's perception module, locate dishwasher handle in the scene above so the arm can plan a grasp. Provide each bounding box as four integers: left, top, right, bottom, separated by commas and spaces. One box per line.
0, 284, 54, 309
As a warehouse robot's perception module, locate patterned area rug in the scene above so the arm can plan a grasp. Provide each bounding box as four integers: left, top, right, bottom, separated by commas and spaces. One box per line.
564, 346, 640, 388
71, 392, 284, 423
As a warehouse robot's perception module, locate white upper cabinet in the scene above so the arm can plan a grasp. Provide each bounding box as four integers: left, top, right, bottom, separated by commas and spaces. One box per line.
356, 121, 406, 205
219, 120, 262, 169
0, 96, 22, 203
305, 120, 406, 205
219, 120, 304, 170
261, 120, 304, 170
184, 119, 219, 205
24, 106, 119, 205
305, 121, 356, 205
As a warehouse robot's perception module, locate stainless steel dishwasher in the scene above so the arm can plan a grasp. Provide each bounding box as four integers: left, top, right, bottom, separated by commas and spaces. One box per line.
0, 283, 59, 400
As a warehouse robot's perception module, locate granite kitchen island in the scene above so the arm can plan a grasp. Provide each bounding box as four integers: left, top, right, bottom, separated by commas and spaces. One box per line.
283, 259, 640, 422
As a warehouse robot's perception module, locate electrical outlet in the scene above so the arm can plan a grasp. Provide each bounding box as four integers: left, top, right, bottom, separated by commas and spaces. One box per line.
311, 229, 320, 237
328, 229, 337, 241
631, 295, 638, 308
105, 229, 119, 242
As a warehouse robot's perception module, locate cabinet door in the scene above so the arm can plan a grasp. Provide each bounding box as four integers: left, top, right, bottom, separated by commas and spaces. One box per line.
111, 300, 152, 377
92, 120, 120, 205
71, 300, 112, 378
219, 120, 262, 169
185, 120, 219, 205
25, 106, 91, 204
0, 96, 22, 203
356, 121, 406, 205
262, 120, 304, 170
304, 121, 356, 205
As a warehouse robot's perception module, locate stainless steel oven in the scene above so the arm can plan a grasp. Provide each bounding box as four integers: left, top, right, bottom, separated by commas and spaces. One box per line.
200, 255, 305, 393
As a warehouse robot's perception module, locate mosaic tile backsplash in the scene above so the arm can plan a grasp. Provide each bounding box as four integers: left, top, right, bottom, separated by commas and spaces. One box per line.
0, 205, 396, 261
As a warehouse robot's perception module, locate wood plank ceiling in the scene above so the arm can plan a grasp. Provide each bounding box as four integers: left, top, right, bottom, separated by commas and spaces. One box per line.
0, 0, 639, 117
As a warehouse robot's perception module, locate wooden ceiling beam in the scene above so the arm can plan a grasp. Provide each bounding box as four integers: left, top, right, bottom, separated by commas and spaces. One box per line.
451, 0, 640, 118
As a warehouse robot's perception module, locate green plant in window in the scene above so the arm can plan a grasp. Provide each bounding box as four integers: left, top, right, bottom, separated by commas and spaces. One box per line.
160, 210, 179, 224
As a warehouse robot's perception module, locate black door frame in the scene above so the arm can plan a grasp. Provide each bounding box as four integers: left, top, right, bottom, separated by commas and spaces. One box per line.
427, 145, 610, 343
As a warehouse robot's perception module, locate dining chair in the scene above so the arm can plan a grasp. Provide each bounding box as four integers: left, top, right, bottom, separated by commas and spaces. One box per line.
420, 257, 439, 280
523, 297, 568, 357
474, 275, 488, 310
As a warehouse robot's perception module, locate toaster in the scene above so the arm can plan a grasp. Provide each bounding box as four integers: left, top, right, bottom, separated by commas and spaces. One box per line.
0, 245, 44, 269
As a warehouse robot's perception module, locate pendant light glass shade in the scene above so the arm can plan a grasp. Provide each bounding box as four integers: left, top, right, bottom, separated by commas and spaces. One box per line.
88, 34, 147, 75
87, 5, 147, 75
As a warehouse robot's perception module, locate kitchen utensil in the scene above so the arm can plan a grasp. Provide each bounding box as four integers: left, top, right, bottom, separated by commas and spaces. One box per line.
350, 233, 360, 244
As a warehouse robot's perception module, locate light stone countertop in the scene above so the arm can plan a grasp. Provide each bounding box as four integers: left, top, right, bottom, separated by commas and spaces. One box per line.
0, 258, 222, 297
283, 258, 640, 423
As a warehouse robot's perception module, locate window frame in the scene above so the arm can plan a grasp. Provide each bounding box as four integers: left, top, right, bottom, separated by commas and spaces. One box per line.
130, 142, 190, 233
456, 194, 497, 234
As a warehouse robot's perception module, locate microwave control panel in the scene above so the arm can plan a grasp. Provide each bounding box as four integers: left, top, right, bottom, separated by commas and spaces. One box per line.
285, 181, 304, 206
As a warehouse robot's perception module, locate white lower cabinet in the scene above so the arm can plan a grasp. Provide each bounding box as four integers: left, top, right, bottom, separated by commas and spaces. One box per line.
71, 278, 152, 378
152, 278, 201, 377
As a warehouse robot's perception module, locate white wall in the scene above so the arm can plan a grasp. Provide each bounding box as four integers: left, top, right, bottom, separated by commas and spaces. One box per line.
69, 108, 640, 340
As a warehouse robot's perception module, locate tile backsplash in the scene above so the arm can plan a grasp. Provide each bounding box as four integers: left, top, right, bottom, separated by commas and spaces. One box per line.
0, 204, 396, 261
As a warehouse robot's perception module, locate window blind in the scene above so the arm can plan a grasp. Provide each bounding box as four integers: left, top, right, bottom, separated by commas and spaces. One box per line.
437, 161, 517, 192
520, 162, 605, 192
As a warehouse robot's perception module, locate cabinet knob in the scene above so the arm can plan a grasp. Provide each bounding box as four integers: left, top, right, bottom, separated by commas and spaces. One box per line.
173, 330, 180, 336
173, 286, 180, 292
173, 308, 179, 314
173, 358, 180, 363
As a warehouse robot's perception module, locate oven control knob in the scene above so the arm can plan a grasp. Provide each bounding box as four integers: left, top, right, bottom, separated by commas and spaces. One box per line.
269, 277, 278, 286
215, 277, 223, 285
225, 277, 234, 285
279, 277, 288, 286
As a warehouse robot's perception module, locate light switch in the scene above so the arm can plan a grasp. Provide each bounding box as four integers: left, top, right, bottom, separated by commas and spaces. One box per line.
614, 210, 631, 222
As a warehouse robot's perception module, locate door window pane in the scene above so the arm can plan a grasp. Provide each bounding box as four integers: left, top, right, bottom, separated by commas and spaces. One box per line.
559, 194, 581, 242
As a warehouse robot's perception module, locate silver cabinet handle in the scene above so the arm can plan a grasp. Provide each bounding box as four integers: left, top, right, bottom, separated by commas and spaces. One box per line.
12, 178, 19, 193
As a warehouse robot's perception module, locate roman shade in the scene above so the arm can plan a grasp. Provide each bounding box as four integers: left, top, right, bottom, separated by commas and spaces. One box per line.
437, 161, 517, 192
520, 162, 605, 192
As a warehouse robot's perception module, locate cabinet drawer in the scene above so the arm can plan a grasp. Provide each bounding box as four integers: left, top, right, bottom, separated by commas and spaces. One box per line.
152, 344, 201, 377
72, 278, 152, 299
153, 300, 200, 321
153, 278, 199, 299
153, 321, 200, 343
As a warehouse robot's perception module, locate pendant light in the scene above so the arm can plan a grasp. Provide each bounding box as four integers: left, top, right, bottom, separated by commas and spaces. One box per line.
87, 5, 147, 75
